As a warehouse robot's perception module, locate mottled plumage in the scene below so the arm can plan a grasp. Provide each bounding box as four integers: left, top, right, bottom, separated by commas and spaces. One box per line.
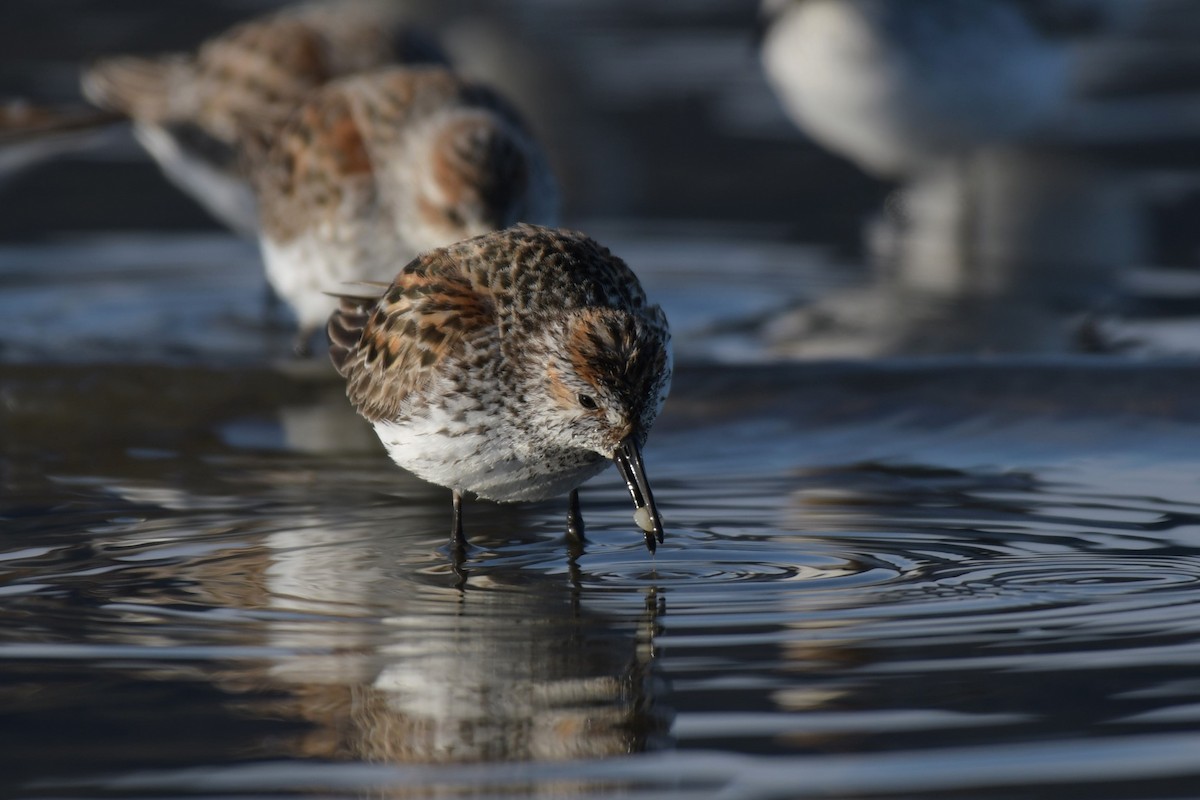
81, 0, 446, 236
247, 65, 560, 352
329, 224, 670, 552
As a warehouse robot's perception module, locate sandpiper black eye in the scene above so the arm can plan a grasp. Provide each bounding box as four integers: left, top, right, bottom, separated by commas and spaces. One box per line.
578, 394, 598, 410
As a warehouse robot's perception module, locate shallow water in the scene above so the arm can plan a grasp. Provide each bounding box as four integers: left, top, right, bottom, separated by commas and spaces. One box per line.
6, 1, 1200, 797
8, 346, 1200, 797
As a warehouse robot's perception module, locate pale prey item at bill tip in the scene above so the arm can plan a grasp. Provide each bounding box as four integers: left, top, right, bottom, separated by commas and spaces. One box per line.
328, 224, 671, 553
247, 65, 560, 355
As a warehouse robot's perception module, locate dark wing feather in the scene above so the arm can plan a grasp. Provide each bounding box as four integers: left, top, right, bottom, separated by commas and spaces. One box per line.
327, 251, 495, 422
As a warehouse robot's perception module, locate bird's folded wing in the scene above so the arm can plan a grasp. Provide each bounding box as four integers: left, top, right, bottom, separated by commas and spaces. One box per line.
328, 251, 496, 422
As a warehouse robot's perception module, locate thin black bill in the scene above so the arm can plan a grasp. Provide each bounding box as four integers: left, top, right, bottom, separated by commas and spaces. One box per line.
615, 436, 664, 553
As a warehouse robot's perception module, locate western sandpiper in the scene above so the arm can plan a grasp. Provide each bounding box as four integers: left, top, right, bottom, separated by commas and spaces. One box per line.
81, 1, 446, 237
327, 224, 670, 552
245, 65, 560, 354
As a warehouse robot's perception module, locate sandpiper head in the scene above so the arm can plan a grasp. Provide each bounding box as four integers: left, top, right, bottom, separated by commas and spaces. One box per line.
408, 110, 544, 252
536, 306, 672, 547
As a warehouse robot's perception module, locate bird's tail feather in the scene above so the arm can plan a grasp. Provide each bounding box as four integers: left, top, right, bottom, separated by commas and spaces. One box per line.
81, 54, 193, 120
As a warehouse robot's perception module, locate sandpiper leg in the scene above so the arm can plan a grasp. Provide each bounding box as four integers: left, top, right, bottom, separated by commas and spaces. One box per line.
567, 489, 585, 543
451, 489, 466, 548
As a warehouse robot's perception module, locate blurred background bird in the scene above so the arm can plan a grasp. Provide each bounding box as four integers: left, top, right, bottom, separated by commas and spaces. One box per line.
756, 0, 1200, 353
80, 0, 448, 238
242, 65, 559, 353
758, 0, 1069, 178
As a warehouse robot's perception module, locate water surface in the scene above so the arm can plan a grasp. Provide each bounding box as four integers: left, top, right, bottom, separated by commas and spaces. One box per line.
5, 1, 1200, 797
7, 352, 1200, 798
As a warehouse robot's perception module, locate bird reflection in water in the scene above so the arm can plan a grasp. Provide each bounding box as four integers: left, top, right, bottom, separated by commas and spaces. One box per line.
147, 510, 669, 770
26, 362, 671, 775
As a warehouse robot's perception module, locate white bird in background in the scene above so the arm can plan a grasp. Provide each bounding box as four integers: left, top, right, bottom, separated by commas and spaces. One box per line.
758, 0, 1071, 179
756, 0, 1200, 287
757, 0, 1087, 283
757, 0, 1200, 354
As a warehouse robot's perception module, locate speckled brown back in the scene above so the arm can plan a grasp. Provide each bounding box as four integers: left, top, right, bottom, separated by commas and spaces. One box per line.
327, 225, 668, 424
247, 66, 535, 244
